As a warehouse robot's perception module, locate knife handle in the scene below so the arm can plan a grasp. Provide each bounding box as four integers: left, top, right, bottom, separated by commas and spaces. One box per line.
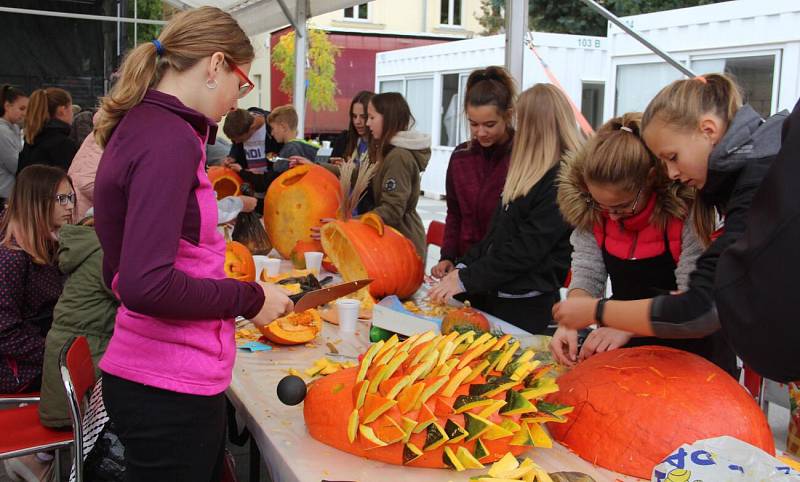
289, 292, 305, 304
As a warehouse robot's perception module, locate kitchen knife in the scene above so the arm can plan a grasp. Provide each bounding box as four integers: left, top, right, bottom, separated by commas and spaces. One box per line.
289, 279, 372, 312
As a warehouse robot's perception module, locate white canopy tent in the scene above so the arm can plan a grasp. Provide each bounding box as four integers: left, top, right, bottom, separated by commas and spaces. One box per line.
1, 0, 690, 136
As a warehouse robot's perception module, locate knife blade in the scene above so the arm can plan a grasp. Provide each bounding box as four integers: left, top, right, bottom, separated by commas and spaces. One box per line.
289, 279, 373, 312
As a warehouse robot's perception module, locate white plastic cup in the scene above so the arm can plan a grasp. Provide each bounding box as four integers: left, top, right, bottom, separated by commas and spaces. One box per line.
252, 255, 269, 281
304, 251, 324, 274
265, 258, 282, 277
336, 299, 360, 333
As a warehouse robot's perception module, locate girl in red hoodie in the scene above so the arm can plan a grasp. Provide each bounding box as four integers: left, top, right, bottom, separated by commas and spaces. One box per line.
431, 66, 517, 278
550, 113, 735, 375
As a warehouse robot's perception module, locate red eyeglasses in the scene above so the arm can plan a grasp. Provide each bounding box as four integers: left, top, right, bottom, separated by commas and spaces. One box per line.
227, 59, 255, 99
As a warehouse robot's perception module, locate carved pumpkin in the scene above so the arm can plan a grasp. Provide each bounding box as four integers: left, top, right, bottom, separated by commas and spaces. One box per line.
259, 309, 322, 345
320, 213, 423, 299
441, 301, 490, 334
208, 166, 243, 199
224, 241, 255, 282
304, 330, 568, 469
546, 346, 775, 479
264, 164, 340, 259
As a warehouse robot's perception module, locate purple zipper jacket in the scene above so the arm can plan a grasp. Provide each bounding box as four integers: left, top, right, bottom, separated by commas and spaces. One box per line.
94, 90, 264, 395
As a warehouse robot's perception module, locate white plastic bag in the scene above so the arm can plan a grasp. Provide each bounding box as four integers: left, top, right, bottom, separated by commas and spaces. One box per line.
652, 436, 800, 482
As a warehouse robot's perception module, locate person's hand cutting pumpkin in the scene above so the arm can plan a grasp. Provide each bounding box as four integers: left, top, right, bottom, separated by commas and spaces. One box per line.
250, 282, 294, 329
428, 269, 464, 304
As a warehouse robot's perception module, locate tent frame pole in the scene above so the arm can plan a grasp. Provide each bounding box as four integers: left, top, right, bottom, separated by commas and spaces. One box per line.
578, 0, 696, 77
292, 0, 308, 138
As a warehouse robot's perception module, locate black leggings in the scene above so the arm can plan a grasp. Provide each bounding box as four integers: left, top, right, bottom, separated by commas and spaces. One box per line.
102, 372, 226, 482
469, 292, 559, 335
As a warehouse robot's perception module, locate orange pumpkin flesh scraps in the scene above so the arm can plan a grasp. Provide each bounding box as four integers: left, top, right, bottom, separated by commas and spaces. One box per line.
208, 165, 243, 199
224, 241, 255, 282
303, 331, 565, 468
259, 309, 322, 345
546, 346, 775, 479
264, 164, 340, 259
320, 213, 423, 299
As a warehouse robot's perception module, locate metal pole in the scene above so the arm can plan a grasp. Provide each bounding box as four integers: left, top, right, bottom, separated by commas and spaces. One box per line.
0, 6, 166, 25
134, 0, 138, 46
578, 0, 695, 78
504, 0, 527, 88
293, 0, 308, 138
276, 0, 302, 35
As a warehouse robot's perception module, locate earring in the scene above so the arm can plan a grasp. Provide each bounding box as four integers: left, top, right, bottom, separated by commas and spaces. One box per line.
206, 79, 218, 90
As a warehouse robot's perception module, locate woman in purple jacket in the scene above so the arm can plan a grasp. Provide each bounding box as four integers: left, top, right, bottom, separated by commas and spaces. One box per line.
431, 66, 517, 278
92, 7, 292, 481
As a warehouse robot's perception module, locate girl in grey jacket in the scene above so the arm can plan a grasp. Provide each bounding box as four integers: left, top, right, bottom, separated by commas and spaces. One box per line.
0, 85, 27, 202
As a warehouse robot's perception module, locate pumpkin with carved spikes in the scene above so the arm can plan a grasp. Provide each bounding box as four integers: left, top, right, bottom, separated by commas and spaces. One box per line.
545, 346, 775, 479
303, 330, 566, 469
208, 165, 243, 199
224, 241, 255, 282
264, 164, 340, 259
320, 212, 423, 299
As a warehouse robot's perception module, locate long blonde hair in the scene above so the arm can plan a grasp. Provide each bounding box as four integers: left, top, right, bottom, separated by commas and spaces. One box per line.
24, 88, 71, 144
0, 165, 72, 265
502, 84, 581, 205
641, 73, 741, 245
95, 6, 254, 148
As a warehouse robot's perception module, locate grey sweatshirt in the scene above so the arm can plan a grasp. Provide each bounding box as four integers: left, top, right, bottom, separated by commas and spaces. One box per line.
567, 220, 703, 298
0, 118, 21, 199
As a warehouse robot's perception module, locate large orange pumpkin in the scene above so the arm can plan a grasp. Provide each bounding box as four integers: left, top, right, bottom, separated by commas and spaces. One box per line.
546, 346, 775, 479
259, 309, 322, 345
320, 213, 423, 299
224, 241, 256, 282
264, 164, 340, 259
208, 165, 244, 199
304, 330, 567, 469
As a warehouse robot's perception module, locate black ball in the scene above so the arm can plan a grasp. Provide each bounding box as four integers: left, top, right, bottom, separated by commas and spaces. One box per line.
277, 375, 307, 405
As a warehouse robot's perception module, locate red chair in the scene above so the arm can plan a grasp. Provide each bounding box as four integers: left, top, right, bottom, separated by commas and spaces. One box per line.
0, 390, 72, 480
425, 220, 446, 262
59, 336, 96, 482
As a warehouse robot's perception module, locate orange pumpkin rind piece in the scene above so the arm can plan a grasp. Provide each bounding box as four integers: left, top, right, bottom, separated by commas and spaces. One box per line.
455, 446, 485, 469
347, 409, 359, 443
358, 424, 388, 449
457, 338, 497, 369
442, 446, 465, 471
441, 366, 473, 397
494, 341, 520, 372
371, 414, 406, 444
361, 393, 397, 424
396, 381, 425, 414
412, 402, 437, 433
383, 375, 413, 401
356, 340, 385, 383
528, 422, 552, 448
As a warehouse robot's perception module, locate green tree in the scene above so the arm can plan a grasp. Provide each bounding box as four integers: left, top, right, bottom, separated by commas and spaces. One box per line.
272, 29, 341, 112
125, 0, 165, 48
477, 0, 725, 36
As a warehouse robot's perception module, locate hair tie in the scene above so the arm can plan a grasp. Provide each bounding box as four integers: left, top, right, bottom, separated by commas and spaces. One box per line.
152, 39, 165, 57
695, 75, 707, 84
619, 126, 633, 133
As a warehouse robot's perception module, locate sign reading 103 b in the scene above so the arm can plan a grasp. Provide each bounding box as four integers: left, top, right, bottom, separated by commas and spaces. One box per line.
577, 38, 603, 49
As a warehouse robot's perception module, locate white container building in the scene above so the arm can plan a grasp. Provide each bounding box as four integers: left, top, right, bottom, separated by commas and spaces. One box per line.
375, 0, 800, 198
375, 32, 608, 197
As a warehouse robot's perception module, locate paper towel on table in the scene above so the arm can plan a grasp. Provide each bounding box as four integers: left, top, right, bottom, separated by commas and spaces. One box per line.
652, 436, 800, 481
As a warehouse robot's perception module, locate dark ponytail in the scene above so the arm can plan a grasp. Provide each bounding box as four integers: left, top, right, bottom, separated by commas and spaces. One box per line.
0, 85, 26, 117
464, 66, 517, 122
